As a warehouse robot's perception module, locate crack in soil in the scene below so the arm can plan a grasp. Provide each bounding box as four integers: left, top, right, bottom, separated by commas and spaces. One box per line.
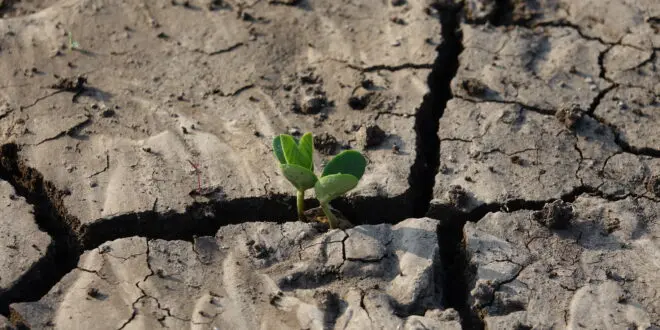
587, 113, 660, 158
429, 178, 642, 330
0, 144, 82, 316
195, 42, 245, 56
587, 84, 617, 115
346, 62, 434, 72
4, 2, 647, 328
418, 2, 489, 330
454, 95, 555, 116
34, 115, 92, 146
87, 152, 110, 179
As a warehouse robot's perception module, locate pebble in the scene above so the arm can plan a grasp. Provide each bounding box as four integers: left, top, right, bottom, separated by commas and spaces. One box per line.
617, 101, 627, 110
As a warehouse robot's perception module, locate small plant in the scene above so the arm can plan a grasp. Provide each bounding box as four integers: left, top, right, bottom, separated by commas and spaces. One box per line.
273, 132, 366, 228
273, 133, 316, 222
67, 31, 80, 51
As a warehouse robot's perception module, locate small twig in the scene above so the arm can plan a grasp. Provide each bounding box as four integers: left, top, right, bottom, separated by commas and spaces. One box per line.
188, 160, 202, 193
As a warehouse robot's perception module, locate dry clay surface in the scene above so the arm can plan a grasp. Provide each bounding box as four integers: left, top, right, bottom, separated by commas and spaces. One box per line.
431, 22, 659, 214
10, 218, 461, 330
431, 0, 660, 328
0, 0, 438, 233
466, 196, 660, 329
0, 180, 52, 309
0, 0, 659, 329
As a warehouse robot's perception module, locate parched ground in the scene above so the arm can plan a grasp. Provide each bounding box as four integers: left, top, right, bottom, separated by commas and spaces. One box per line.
0, 0, 658, 329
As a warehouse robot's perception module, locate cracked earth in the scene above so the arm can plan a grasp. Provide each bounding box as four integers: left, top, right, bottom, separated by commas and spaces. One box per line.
0, 0, 658, 329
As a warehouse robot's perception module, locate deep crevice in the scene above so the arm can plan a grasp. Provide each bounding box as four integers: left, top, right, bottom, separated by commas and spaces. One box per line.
419, 2, 487, 330
0, 144, 81, 316
409, 2, 463, 219
490, 0, 515, 26
437, 216, 480, 330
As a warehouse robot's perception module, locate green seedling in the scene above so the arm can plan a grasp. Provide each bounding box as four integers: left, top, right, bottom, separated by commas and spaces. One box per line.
68, 31, 80, 51
273, 132, 366, 228
273, 133, 316, 222
314, 149, 366, 229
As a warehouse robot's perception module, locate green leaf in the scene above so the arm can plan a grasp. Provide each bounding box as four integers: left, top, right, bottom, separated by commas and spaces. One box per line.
281, 134, 313, 170
272, 135, 286, 165
280, 135, 304, 166
298, 132, 314, 171
314, 173, 358, 204
321, 150, 366, 180
281, 164, 318, 191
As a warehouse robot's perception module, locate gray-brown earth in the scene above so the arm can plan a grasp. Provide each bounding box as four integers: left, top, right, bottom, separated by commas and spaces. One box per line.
11, 218, 462, 329
0, 180, 53, 313
0, 0, 658, 329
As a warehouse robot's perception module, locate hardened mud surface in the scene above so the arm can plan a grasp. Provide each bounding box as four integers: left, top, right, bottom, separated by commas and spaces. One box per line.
0, 0, 658, 329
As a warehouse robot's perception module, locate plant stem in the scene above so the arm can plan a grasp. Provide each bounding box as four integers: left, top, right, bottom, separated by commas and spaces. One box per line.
321, 202, 338, 229
296, 190, 306, 222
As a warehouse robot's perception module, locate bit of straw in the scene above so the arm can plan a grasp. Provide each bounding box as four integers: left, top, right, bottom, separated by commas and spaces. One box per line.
188, 160, 202, 193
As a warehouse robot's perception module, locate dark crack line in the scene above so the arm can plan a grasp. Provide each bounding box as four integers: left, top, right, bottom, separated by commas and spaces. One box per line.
347, 63, 434, 72
338, 229, 349, 270
374, 111, 414, 121
117, 301, 140, 330
573, 137, 586, 185
208, 84, 255, 97
88, 152, 110, 178
359, 290, 373, 326
191, 311, 221, 325
76, 267, 119, 285
597, 45, 613, 81
195, 42, 245, 56
34, 116, 92, 146
587, 113, 660, 157
624, 50, 657, 72
531, 21, 642, 50
301, 240, 346, 251
481, 261, 528, 309
524, 234, 549, 252
440, 137, 472, 143
346, 236, 393, 263
102, 249, 148, 262
0, 108, 14, 121
454, 95, 555, 116
587, 84, 617, 114
130, 242, 192, 325
320, 57, 434, 73
19, 90, 65, 111
436, 184, 633, 227
482, 147, 539, 157
599, 151, 622, 182
423, 2, 487, 329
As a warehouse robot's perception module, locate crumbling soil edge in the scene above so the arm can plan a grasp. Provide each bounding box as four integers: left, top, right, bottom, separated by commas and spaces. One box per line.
0, 144, 81, 316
